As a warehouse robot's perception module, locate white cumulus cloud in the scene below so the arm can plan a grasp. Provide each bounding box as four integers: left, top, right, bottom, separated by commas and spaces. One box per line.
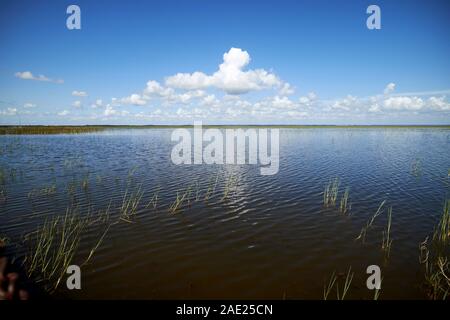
165, 47, 282, 95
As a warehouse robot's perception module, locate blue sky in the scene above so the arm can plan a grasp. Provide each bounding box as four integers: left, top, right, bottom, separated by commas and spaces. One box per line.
0, 0, 449, 125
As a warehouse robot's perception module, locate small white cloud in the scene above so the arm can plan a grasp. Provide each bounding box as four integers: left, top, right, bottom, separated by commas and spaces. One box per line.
72, 90, 88, 97
384, 83, 396, 95
91, 99, 103, 108
299, 92, 317, 106
279, 83, 295, 96
58, 110, 70, 116
15, 71, 63, 84
23, 103, 36, 108
144, 80, 174, 97
330, 95, 358, 111
0, 108, 18, 116
72, 100, 82, 108
120, 93, 147, 106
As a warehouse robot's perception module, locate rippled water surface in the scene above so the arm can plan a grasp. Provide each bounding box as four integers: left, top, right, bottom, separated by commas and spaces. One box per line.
1, 128, 449, 299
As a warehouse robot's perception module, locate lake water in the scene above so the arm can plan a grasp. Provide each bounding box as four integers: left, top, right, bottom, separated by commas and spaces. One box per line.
1, 128, 449, 299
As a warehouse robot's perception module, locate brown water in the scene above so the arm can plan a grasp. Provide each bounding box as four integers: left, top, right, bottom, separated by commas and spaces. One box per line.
1, 128, 449, 299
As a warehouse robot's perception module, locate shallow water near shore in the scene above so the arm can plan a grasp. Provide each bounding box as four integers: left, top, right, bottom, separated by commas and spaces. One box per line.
1, 127, 449, 299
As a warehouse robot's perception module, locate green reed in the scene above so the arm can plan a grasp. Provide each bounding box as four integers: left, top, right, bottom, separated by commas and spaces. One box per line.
419, 201, 450, 299
222, 174, 239, 201
119, 187, 143, 222
420, 237, 450, 300
169, 186, 192, 214
145, 188, 160, 210
339, 187, 351, 215
323, 266, 354, 300
23, 207, 111, 293
23, 208, 86, 292
204, 173, 220, 201
381, 206, 393, 257
433, 200, 450, 245
356, 200, 386, 243
323, 271, 337, 300
323, 177, 340, 207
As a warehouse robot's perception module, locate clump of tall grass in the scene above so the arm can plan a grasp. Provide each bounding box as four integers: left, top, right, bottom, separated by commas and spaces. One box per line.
323, 178, 352, 215
356, 200, 386, 243
433, 200, 450, 245
419, 200, 450, 300
119, 187, 143, 222
339, 187, 351, 215
169, 186, 192, 214
23, 209, 86, 292
381, 206, 393, 257
419, 237, 450, 300
323, 266, 354, 300
23, 208, 111, 293
323, 178, 340, 207
146, 188, 160, 210
222, 174, 239, 201
204, 173, 220, 201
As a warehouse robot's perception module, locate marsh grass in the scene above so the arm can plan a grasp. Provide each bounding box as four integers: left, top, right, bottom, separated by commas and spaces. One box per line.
222, 174, 239, 201
323, 267, 354, 300
0, 125, 107, 135
373, 278, 382, 300
169, 186, 192, 214
419, 201, 450, 299
23, 207, 111, 292
23, 208, 86, 292
204, 173, 220, 201
433, 200, 450, 245
420, 237, 450, 300
381, 206, 393, 257
323, 178, 339, 207
323, 271, 337, 300
146, 188, 160, 210
356, 200, 386, 243
339, 187, 351, 215
119, 187, 143, 222
323, 178, 352, 215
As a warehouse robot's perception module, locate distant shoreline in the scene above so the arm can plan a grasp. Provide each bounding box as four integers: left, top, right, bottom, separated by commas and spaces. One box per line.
1, 124, 450, 135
